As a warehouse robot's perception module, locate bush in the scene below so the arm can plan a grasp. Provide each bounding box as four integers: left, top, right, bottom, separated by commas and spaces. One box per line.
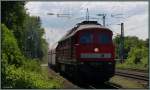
116, 46, 148, 71
1, 24, 24, 67
3, 65, 61, 89
1, 24, 62, 88
126, 47, 148, 65
22, 59, 41, 72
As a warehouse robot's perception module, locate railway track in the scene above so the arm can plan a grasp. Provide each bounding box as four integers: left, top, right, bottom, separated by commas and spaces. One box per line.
62, 73, 121, 89
86, 82, 121, 89
72, 82, 120, 89
115, 69, 149, 81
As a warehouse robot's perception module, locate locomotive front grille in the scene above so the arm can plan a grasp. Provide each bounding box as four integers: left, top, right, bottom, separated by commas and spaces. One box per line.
80, 53, 111, 58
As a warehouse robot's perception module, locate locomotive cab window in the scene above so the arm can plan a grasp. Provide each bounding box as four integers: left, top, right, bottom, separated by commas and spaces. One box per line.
79, 32, 93, 44
98, 33, 111, 44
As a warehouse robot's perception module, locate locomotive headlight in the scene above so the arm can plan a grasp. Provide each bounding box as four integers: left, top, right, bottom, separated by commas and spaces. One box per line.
94, 48, 99, 52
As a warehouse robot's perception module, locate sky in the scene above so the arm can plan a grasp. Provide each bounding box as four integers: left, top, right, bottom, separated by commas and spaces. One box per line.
25, 1, 149, 48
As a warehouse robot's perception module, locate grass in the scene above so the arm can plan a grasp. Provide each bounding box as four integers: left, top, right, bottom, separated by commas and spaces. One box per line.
109, 76, 147, 89
40, 66, 63, 88
116, 61, 148, 72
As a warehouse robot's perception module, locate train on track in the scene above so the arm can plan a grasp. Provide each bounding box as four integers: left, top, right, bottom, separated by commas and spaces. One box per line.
48, 21, 115, 83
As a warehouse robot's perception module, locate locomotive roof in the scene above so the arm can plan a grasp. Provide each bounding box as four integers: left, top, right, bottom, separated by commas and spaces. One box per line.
59, 21, 111, 42
49, 42, 58, 50
77, 21, 101, 25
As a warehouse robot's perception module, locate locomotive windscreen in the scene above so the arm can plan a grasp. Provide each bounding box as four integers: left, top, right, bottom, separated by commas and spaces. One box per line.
79, 32, 93, 44
79, 32, 111, 44
98, 33, 111, 44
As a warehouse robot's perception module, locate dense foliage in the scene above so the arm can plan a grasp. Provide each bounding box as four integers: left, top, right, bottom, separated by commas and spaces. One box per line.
1, 24, 24, 87
1, 24, 61, 88
113, 35, 149, 70
23, 16, 48, 60
4, 65, 60, 89
1, 24, 24, 67
1, 1, 61, 88
1, 1, 48, 61
1, 1, 27, 53
1, 1, 26, 30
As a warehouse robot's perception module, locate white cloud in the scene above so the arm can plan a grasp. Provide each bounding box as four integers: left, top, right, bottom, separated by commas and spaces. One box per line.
110, 11, 148, 40
44, 27, 68, 48
25, 1, 148, 15
25, 1, 149, 46
124, 13, 148, 40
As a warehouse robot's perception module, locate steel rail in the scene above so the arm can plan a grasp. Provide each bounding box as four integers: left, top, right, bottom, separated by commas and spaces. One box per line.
115, 71, 149, 81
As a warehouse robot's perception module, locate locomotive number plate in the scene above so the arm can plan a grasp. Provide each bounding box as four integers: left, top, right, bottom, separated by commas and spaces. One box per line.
80, 53, 111, 58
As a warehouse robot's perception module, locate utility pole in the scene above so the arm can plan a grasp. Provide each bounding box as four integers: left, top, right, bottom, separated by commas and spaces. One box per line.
103, 14, 106, 26
86, 8, 89, 21
97, 14, 106, 26
120, 23, 124, 63
110, 14, 125, 63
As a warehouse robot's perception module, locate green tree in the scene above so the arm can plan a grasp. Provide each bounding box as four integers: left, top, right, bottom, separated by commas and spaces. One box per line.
126, 47, 148, 66
1, 24, 25, 87
1, 2, 60, 88
114, 35, 148, 70
1, 1, 26, 29
24, 16, 48, 60
1, 24, 24, 67
113, 35, 121, 59
113, 36, 147, 59
2, 1, 48, 61
1, 1, 27, 53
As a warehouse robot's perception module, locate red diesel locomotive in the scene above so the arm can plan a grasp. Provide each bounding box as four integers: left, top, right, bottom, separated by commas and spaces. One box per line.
48, 21, 115, 83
